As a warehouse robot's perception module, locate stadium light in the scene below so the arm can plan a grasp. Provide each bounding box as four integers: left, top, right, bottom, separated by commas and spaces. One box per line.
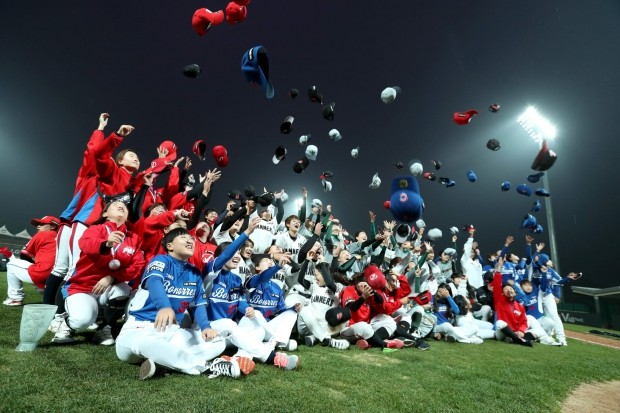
295, 198, 304, 209
517, 106, 561, 279
517, 106, 557, 144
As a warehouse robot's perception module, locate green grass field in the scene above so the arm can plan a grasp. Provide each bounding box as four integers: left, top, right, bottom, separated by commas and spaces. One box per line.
1, 273, 619, 413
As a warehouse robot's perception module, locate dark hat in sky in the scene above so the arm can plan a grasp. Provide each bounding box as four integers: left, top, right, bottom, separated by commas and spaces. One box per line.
446, 179, 456, 188
241, 45, 274, 99
438, 177, 449, 185
531, 140, 557, 171
535, 188, 550, 197
256, 192, 274, 207
521, 214, 537, 229
527, 172, 545, 183
516, 183, 533, 196
322, 102, 335, 120
192, 140, 207, 160
244, 185, 257, 199
531, 200, 542, 212
486, 138, 501, 151
395, 161, 404, 169
280, 116, 294, 134
272, 145, 287, 164
320, 170, 334, 179
432, 160, 442, 170
212, 145, 229, 167
308, 86, 323, 103
453, 109, 479, 125
225, 1, 247, 25
227, 189, 244, 201
182, 64, 201, 78
292, 157, 310, 174
289, 88, 299, 98
489, 103, 501, 113
532, 224, 544, 234
466, 170, 478, 182
501, 181, 511, 191
192, 8, 224, 36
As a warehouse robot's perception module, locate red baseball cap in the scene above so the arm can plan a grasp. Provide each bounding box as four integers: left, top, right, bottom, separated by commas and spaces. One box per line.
31, 216, 60, 227
192, 8, 225, 36
212, 145, 229, 167
233, 0, 251, 5
225, 2, 247, 24
146, 158, 172, 175
409, 290, 432, 306
363, 265, 386, 290
158, 140, 177, 162
193, 140, 207, 161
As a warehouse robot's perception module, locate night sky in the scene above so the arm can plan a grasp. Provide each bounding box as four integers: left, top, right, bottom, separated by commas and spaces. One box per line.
1, 1, 619, 290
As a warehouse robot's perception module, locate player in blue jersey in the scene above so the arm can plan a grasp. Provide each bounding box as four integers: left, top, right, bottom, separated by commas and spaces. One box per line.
202, 216, 300, 370
116, 227, 255, 380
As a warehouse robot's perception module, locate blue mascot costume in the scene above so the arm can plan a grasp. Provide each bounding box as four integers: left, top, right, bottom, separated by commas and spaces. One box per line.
389, 176, 424, 223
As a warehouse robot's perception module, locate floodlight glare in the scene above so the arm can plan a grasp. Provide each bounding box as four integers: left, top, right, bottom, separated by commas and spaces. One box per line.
517, 106, 557, 143
295, 198, 304, 209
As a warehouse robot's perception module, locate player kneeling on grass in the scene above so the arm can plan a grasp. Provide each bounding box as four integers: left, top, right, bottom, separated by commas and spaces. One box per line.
116, 228, 255, 380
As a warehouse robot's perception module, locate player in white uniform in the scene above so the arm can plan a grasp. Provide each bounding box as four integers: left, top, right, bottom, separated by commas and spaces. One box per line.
275, 215, 307, 264
296, 260, 350, 350
116, 228, 255, 380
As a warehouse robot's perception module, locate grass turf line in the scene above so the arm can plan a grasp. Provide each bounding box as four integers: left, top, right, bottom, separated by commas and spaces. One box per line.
0, 273, 619, 413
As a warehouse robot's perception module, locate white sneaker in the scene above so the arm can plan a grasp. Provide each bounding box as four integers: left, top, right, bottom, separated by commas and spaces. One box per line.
139, 359, 157, 381
329, 338, 350, 350
468, 337, 484, 344
540, 337, 562, 346
278, 339, 298, 351
206, 357, 241, 379
87, 323, 99, 331
94, 325, 115, 346
52, 314, 75, 344
48, 314, 64, 333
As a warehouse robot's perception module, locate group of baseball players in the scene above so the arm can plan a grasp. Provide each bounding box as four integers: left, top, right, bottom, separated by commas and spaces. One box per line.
2, 113, 578, 380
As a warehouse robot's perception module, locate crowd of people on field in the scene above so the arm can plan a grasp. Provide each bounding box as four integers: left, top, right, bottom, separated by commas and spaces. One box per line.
2, 113, 580, 380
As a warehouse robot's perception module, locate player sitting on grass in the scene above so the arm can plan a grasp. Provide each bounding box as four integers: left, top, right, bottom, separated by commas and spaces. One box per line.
116, 227, 255, 380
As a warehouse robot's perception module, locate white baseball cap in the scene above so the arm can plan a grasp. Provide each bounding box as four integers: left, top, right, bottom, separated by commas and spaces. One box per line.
351, 147, 359, 158
299, 134, 311, 146
305, 145, 318, 161
381, 86, 401, 103
328, 129, 341, 141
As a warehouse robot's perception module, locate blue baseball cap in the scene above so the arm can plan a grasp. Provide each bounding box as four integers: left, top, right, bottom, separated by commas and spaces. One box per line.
241, 46, 274, 99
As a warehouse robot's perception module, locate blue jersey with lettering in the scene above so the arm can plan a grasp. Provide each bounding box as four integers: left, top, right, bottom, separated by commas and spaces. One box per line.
514, 284, 544, 319
203, 233, 250, 321
246, 265, 288, 318
128, 255, 207, 324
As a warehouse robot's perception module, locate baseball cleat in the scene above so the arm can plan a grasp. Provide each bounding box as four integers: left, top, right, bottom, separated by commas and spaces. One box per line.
355, 339, 371, 350
2, 298, 24, 306
273, 352, 299, 370
206, 357, 241, 379
220, 355, 255, 375
139, 359, 157, 381
386, 339, 405, 349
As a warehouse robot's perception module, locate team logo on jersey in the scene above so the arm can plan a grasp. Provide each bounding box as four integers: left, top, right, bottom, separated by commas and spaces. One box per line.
183, 282, 197, 287
122, 246, 136, 255
147, 261, 166, 273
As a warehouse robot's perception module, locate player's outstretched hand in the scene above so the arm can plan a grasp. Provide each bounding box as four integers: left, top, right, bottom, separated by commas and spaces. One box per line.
245, 216, 261, 235
98, 113, 109, 130
154, 308, 177, 332
117, 125, 135, 137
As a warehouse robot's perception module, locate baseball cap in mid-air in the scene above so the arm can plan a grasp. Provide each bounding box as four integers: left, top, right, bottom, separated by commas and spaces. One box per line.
299, 134, 311, 146
395, 224, 411, 244
527, 172, 545, 183
364, 265, 386, 290
381, 86, 401, 103
241, 46, 274, 99
322, 102, 335, 121
159, 141, 177, 162
466, 170, 478, 182
280, 116, 294, 134
531, 200, 541, 212
487, 139, 501, 151
225, 1, 247, 24
289, 88, 299, 98
308, 86, 323, 103
328, 129, 341, 141
516, 183, 532, 196
292, 157, 310, 174
322, 180, 332, 192
409, 160, 423, 176
193, 140, 207, 160
351, 147, 359, 158
535, 188, 550, 197
192, 8, 224, 36
305, 145, 318, 161
427, 228, 442, 241
311, 199, 322, 209
212, 145, 229, 167
489, 103, 501, 113
272, 145, 287, 164
501, 181, 511, 191
531, 140, 557, 171
453, 109, 478, 125
31, 216, 60, 227
182, 64, 201, 78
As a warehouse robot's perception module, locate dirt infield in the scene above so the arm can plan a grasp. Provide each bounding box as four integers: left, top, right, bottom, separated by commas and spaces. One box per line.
565, 330, 620, 350
561, 331, 620, 412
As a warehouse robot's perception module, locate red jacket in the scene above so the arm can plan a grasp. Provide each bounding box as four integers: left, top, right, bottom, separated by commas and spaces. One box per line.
341, 285, 374, 325
390, 274, 412, 300
67, 221, 144, 295
95, 132, 136, 196
20, 230, 57, 288
141, 211, 176, 263
492, 272, 528, 333
139, 166, 180, 214
187, 228, 216, 273
369, 288, 402, 317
